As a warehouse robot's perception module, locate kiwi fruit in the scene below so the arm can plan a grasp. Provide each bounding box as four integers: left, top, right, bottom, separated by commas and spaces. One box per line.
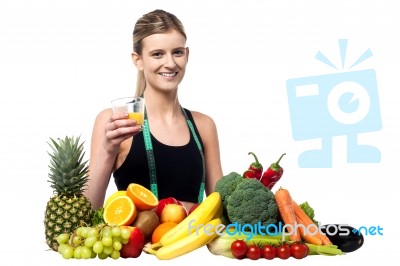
132, 210, 160, 239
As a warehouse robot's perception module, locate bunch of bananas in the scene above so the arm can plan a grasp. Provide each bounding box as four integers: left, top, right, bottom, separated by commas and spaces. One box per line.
144, 192, 223, 260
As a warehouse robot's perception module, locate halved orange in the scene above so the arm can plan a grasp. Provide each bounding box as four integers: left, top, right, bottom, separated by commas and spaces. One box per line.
151, 222, 178, 244
104, 190, 127, 208
103, 195, 137, 226
126, 183, 158, 211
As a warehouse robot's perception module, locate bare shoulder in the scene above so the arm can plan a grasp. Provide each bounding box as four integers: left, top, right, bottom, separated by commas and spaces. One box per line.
190, 111, 217, 130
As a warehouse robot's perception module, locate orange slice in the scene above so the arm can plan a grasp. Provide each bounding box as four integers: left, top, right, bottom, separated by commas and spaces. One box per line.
126, 183, 159, 211
103, 195, 137, 226
151, 222, 178, 244
104, 190, 127, 208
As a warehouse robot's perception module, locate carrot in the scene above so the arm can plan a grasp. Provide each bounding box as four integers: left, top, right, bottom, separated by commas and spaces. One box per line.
295, 215, 323, 245
292, 200, 332, 245
275, 187, 301, 242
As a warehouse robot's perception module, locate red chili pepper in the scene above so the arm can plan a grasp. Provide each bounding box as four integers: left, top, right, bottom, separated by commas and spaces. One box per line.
260, 153, 286, 189
243, 152, 263, 179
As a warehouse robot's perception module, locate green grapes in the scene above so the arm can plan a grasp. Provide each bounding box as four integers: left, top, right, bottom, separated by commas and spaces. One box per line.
113, 241, 122, 251
54, 224, 131, 260
93, 241, 104, 254
102, 236, 113, 247
111, 227, 121, 237
57, 233, 69, 245
121, 227, 131, 240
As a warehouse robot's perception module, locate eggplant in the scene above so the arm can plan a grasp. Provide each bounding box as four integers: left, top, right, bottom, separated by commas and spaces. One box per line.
320, 224, 364, 253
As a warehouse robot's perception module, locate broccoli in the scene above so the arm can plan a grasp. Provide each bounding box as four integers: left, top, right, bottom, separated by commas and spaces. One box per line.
226, 178, 278, 226
214, 172, 243, 208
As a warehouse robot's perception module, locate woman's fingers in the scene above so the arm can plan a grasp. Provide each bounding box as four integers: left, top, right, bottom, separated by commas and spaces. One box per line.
103, 112, 142, 152
107, 112, 138, 132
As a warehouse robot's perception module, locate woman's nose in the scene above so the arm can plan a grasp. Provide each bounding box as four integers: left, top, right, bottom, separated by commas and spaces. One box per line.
163, 54, 177, 68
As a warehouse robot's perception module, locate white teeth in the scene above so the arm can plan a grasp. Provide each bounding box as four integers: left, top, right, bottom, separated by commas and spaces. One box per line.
160, 72, 177, 77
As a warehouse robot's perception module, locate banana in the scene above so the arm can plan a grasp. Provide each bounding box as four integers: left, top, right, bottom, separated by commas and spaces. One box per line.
152, 191, 222, 248
212, 196, 223, 220
154, 217, 222, 260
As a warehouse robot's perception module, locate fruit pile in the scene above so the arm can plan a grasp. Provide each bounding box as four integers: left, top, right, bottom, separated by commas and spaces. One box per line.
88, 189, 222, 260
52, 179, 213, 260
44, 135, 225, 260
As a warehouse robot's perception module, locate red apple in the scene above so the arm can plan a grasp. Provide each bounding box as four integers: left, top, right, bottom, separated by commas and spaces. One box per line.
160, 203, 187, 224
188, 203, 200, 214
154, 197, 182, 218
120, 227, 145, 258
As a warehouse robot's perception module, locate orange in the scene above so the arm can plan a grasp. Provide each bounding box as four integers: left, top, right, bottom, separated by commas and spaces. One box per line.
104, 190, 127, 208
151, 222, 178, 244
103, 195, 137, 226
126, 183, 158, 211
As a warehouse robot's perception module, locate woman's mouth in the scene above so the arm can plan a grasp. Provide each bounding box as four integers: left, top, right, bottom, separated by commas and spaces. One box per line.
159, 72, 178, 78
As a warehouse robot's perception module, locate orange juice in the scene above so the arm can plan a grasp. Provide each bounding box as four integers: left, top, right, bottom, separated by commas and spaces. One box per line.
128, 112, 144, 125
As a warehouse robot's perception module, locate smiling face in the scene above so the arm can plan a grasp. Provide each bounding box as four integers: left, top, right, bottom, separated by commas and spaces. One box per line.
133, 30, 189, 94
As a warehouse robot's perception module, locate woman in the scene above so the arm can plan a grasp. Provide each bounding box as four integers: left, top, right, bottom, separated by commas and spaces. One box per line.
85, 9, 223, 211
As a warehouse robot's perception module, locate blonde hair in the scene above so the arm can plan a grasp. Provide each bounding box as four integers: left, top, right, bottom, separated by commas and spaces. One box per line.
133, 9, 187, 97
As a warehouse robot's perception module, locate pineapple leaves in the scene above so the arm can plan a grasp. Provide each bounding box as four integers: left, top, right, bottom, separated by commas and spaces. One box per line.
47, 135, 90, 196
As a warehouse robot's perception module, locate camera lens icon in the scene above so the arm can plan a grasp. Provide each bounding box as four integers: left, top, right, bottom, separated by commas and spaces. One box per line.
327, 81, 371, 125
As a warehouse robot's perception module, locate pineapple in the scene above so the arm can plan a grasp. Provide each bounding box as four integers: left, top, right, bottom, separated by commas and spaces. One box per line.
44, 136, 93, 251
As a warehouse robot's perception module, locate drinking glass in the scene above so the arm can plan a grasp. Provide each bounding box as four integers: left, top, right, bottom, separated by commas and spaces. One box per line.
111, 97, 145, 126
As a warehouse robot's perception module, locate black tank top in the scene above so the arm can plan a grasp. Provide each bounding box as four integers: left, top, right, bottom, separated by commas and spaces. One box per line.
113, 109, 204, 203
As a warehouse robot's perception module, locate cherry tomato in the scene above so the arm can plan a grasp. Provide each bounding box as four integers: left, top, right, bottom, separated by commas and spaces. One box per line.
290, 243, 308, 259
231, 240, 247, 259
246, 244, 261, 260
276, 244, 291, 259
261, 245, 276, 260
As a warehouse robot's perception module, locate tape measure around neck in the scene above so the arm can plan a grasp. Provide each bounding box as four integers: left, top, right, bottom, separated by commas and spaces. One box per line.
142, 107, 205, 203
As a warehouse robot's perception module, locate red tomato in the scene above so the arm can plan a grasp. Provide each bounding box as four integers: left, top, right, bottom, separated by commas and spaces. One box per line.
261, 245, 276, 260
276, 244, 290, 259
231, 240, 247, 259
246, 244, 261, 260
290, 243, 308, 259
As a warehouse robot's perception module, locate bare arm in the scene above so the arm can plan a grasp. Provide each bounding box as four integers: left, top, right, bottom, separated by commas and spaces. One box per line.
192, 112, 223, 196
85, 109, 141, 209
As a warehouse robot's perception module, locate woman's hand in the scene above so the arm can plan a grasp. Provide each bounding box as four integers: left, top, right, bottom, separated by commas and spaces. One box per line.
85, 109, 142, 209
103, 112, 142, 154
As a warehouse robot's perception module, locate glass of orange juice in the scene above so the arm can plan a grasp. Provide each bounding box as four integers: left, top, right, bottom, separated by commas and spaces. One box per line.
111, 97, 145, 127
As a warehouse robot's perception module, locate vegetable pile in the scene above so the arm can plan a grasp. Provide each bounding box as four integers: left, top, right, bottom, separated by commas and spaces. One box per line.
208, 151, 365, 260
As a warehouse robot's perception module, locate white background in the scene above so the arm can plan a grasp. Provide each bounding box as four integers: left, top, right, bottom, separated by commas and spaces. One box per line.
1, 0, 399, 265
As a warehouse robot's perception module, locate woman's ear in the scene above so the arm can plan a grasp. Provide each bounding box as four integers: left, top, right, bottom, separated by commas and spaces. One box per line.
132, 52, 144, 70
